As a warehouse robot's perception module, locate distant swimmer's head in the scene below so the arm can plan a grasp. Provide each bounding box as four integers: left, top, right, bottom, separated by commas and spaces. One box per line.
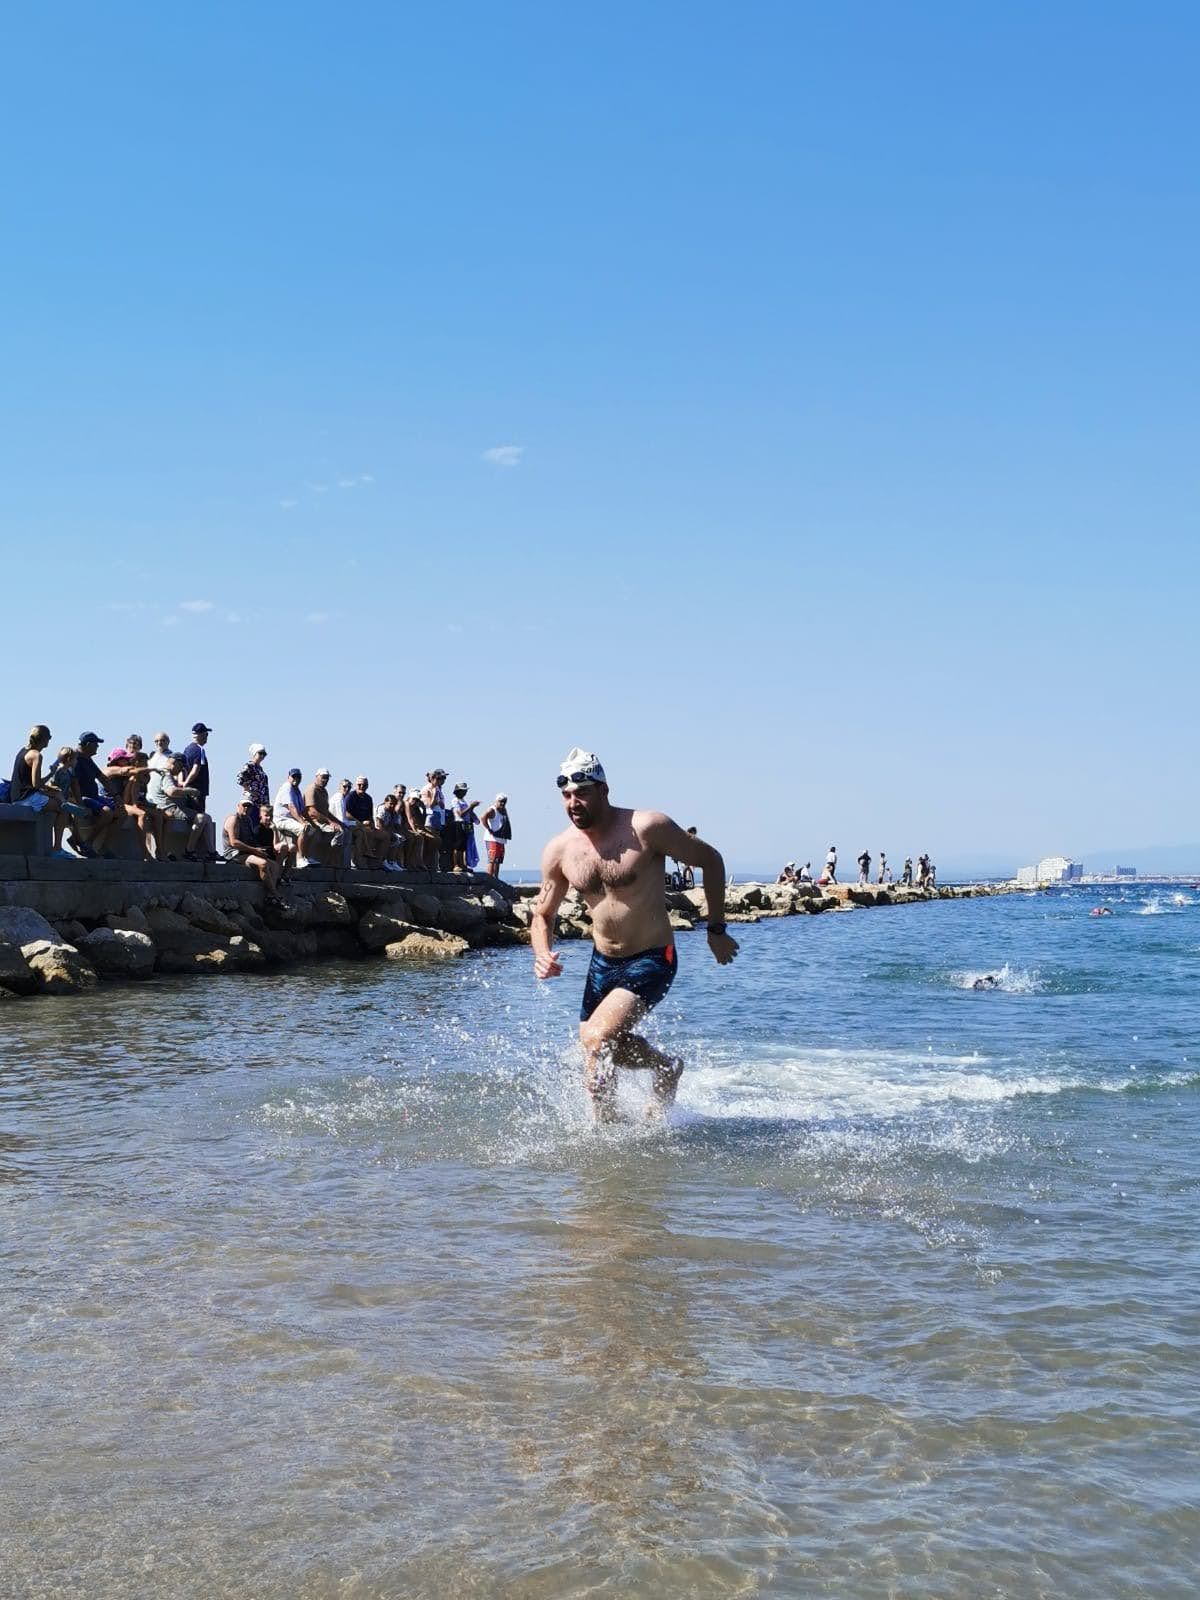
557, 747, 608, 828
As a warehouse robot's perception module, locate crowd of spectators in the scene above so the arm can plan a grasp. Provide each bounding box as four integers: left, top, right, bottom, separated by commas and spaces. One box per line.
775, 848, 937, 889
3, 723, 514, 884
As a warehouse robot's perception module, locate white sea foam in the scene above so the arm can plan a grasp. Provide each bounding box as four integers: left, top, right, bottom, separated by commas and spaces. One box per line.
1137, 896, 1185, 916
950, 962, 1042, 994
671, 1043, 1074, 1126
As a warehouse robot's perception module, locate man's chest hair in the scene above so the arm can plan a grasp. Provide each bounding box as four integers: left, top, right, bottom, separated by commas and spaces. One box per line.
562, 836, 647, 894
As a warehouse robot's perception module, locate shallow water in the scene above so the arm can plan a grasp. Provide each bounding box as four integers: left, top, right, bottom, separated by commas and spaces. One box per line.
2, 886, 1198, 1597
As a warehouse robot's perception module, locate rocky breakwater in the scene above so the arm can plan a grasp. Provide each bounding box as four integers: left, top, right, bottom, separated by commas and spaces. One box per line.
0, 869, 523, 1001
507, 877, 1011, 938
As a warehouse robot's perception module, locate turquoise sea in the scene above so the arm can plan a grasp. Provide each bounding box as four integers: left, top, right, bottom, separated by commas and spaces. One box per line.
2, 884, 1197, 1597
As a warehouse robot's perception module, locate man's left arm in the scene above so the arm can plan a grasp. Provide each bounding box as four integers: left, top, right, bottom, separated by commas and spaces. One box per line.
640, 813, 739, 966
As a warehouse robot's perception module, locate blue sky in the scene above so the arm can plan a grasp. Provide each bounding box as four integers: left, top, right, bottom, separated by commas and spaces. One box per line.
3, 2, 1196, 872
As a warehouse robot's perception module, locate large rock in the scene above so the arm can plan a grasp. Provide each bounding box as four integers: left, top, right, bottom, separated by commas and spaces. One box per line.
77, 927, 155, 979
312, 927, 360, 958
668, 910, 696, 931
382, 932, 468, 961
0, 937, 38, 996
434, 897, 488, 937
22, 940, 99, 994
474, 886, 512, 922
306, 890, 355, 927
404, 891, 441, 926
179, 894, 239, 936
145, 907, 226, 957
0, 906, 62, 950
358, 909, 416, 951
252, 928, 315, 963
107, 907, 152, 935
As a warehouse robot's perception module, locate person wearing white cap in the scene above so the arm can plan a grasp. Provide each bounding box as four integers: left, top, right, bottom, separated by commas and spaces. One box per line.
238, 742, 271, 813
480, 792, 512, 878
531, 747, 739, 1124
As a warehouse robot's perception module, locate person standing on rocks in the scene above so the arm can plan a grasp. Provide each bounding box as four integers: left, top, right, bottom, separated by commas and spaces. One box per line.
857, 849, 871, 886
531, 748, 739, 1124
821, 845, 838, 885
481, 793, 512, 878
901, 857, 913, 886
877, 852, 888, 885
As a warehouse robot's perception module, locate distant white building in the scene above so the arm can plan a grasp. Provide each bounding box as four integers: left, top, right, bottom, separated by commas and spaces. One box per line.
1037, 855, 1076, 884
1016, 865, 1038, 887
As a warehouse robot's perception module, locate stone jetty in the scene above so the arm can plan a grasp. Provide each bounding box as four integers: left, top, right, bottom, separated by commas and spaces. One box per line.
0, 857, 1010, 1001
509, 877, 1011, 941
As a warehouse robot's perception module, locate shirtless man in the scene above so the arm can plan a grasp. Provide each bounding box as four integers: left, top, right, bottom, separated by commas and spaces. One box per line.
531, 748, 739, 1122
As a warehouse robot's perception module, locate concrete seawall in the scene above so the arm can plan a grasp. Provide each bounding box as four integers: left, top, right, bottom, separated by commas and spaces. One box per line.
0, 860, 1012, 1000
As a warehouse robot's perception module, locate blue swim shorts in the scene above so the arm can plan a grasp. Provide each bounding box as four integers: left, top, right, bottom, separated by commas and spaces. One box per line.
580, 943, 677, 1022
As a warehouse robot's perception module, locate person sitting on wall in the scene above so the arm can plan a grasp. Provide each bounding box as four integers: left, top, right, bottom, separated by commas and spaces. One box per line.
65, 732, 124, 859
223, 798, 285, 900
147, 753, 213, 862
305, 767, 349, 867
374, 791, 407, 872
346, 776, 387, 870
273, 767, 319, 870
7, 724, 70, 851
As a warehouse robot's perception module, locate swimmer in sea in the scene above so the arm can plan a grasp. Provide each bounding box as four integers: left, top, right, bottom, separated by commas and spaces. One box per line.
972, 974, 1000, 990
531, 748, 740, 1122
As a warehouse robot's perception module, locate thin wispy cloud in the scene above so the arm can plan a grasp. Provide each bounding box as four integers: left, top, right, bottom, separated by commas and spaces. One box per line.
226, 611, 243, 625
279, 498, 298, 510
483, 445, 524, 469
304, 480, 330, 494
305, 611, 330, 625
178, 599, 214, 613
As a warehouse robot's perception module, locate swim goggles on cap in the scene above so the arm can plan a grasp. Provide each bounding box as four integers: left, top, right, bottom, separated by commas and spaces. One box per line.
556, 771, 601, 788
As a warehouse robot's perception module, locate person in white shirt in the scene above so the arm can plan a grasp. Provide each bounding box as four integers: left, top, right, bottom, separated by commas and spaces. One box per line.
273, 767, 319, 868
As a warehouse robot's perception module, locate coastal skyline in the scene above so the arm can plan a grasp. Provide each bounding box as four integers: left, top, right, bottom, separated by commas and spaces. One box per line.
4, 3, 1197, 869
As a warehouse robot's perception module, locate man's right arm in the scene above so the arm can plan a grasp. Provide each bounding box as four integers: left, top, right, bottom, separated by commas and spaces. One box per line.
530, 839, 569, 979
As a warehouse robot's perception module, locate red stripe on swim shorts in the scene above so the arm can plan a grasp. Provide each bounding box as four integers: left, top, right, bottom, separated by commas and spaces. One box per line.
665, 944, 675, 963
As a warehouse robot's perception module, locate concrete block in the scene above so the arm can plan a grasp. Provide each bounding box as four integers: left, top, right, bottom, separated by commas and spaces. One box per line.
0, 856, 29, 880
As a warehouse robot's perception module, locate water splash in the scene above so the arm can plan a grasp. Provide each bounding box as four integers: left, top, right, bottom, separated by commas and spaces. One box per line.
950, 962, 1042, 993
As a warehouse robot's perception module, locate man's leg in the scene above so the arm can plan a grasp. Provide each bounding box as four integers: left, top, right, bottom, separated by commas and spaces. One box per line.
578, 988, 682, 1123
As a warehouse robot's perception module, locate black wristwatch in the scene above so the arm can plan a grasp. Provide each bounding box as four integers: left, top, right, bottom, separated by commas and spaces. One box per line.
707, 922, 727, 937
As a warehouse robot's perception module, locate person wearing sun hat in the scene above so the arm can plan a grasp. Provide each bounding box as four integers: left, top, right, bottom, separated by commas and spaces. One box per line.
530, 746, 739, 1124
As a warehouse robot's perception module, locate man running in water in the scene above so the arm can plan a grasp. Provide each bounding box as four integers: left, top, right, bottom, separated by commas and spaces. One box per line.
531, 748, 739, 1122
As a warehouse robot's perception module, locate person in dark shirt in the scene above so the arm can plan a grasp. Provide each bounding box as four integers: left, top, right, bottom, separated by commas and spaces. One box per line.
181, 723, 218, 860
346, 775, 386, 869
67, 732, 123, 858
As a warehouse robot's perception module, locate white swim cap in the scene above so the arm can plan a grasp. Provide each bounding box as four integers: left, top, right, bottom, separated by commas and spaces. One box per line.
558, 748, 606, 788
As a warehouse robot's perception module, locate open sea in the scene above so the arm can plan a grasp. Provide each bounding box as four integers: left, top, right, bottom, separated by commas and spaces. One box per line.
2, 884, 1197, 1598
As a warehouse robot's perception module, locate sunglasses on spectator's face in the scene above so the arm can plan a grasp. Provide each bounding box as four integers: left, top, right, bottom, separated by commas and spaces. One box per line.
557, 773, 599, 789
